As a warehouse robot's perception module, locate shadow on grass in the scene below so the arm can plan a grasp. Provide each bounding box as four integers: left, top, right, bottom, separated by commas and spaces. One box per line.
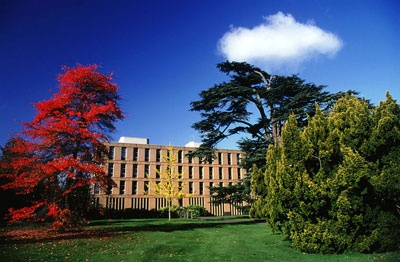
94, 218, 263, 232
0, 218, 266, 245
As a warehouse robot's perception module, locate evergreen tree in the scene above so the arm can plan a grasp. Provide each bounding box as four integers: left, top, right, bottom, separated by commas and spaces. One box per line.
248, 165, 268, 218
209, 176, 253, 214
190, 61, 355, 220
190, 61, 354, 169
258, 94, 400, 253
367, 92, 400, 250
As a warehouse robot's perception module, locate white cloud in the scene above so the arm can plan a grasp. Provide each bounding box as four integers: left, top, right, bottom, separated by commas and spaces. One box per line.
217, 12, 343, 73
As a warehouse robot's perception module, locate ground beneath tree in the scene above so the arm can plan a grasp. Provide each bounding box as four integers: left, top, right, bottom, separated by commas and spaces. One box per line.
1, 217, 262, 244
0, 225, 114, 244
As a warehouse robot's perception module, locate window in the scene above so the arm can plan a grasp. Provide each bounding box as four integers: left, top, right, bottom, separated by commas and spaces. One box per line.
144, 181, 149, 194
145, 148, 150, 161
209, 167, 213, 179
133, 164, 138, 178
236, 153, 241, 165
93, 183, 100, 195
237, 168, 241, 179
145, 165, 150, 176
178, 150, 183, 163
120, 163, 126, 178
227, 153, 232, 165
166, 148, 170, 159
121, 147, 127, 160
108, 163, 114, 177
156, 149, 161, 162
219, 167, 223, 180
133, 148, 138, 161
199, 182, 204, 195
188, 151, 193, 163
218, 152, 222, 165
228, 167, 232, 180
189, 182, 193, 194
199, 167, 203, 179
219, 182, 223, 187
132, 181, 137, 195
209, 182, 214, 190
156, 165, 161, 179
119, 181, 125, 195
109, 146, 115, 160
189, 166, 193, 179
178, 166, 183, 175
106, 184, 112, 195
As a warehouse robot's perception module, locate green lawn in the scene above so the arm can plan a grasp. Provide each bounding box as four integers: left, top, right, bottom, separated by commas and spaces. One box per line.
1, 217, 399, 261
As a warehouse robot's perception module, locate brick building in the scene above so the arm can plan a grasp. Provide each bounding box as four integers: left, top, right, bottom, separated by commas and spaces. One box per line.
93, 137, 247, 216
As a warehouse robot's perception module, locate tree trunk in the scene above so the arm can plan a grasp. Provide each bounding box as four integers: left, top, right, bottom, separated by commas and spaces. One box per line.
168, 201, 171, 221
254, 71, 281, 144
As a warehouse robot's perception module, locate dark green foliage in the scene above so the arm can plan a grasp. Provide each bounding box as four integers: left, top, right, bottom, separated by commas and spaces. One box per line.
157, 205, 182, 219
210, 177, 254, 214
255, 93, 400, 253
190, 61, 355, 169
157, 205, 211, 218
185, 205, 210, 217
190, 61, 357, 221
238, 138, 271, 170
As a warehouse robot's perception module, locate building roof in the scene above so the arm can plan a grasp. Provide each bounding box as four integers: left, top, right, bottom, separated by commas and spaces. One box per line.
184, 141, 202, 148
118, 137, 149, 144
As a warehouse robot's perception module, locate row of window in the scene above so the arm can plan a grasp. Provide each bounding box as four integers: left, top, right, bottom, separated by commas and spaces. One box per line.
109, 146, 241, 165
94, 180, 233, 196
107, 163, 242, 180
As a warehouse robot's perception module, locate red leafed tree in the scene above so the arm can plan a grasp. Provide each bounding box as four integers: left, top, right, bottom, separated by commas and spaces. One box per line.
0, 64, 124, 230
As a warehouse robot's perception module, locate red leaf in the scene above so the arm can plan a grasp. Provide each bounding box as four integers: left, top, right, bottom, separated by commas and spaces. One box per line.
1, 64, 124, 230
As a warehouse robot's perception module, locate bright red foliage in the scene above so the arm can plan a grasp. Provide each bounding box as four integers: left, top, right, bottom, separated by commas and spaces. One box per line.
1, 64, 124, 230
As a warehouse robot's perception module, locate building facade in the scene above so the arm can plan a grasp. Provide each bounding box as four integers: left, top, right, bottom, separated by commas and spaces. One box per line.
93, 137, 246, 216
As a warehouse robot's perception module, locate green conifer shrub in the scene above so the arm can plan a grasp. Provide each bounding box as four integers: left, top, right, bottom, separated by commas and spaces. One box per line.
253, 93, 400, 253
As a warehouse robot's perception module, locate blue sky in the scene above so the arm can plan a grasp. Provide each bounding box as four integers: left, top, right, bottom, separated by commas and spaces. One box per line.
1, 0, 399, 149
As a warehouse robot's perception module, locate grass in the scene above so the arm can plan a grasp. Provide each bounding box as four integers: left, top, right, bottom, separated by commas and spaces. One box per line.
1, 216, 399, 261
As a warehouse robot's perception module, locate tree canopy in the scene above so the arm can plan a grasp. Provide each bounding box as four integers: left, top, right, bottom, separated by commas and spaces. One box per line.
190, 61, 354, 169
252, 93, 400, 253
0, 64, 124, 230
